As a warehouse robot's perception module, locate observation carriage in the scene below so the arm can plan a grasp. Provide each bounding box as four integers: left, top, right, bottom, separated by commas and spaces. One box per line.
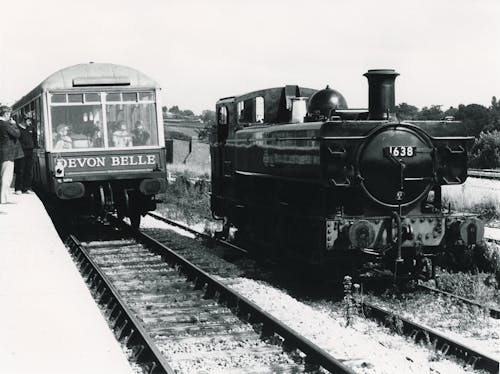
210, 70, 484, 280
12, 62, 167, 227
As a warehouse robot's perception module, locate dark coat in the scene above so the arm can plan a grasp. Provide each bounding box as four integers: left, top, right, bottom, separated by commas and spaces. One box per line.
18, 124, 36, 150
0, 119, 21, 162
132, 129, 150, 146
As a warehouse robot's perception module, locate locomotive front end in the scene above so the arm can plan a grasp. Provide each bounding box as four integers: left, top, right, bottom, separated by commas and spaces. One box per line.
321, 69, 484, 279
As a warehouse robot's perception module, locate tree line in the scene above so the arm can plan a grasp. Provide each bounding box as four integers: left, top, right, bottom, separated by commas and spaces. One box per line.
164, 97, 500, 169
395, 97, 500, 137
395, 97, 500, 168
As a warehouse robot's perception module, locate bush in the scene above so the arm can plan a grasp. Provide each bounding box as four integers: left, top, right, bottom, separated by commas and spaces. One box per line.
165, 130, 192, 141
469, 130, 500, 169
435, 270, 498, 304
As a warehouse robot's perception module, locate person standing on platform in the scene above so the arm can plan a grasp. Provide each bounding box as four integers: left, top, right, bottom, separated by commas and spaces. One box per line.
0, 105, 20, 204
14, 115, 35, 194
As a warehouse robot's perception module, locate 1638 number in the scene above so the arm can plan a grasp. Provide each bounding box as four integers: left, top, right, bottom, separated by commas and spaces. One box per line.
386, 146, 416, 157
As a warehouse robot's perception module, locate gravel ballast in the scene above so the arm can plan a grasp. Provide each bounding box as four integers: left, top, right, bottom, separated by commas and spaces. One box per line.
140, 216, 492, 373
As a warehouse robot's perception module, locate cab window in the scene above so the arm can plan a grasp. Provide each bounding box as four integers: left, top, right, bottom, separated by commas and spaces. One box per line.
217, 105, 229, 141
218, 106, 228, 125
237, 101, 244, 122
255, 96, 264, 123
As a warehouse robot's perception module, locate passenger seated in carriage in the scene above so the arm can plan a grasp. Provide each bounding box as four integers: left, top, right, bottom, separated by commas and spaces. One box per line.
53, 124, 72, 149
112, 121, 132, 147
132, 120, 150, 146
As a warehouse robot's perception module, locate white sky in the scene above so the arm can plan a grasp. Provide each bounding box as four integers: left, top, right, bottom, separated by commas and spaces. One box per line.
0, 0, 499, 114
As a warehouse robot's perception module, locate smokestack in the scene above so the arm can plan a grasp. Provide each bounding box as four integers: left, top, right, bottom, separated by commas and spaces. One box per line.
364, 69, 399, 120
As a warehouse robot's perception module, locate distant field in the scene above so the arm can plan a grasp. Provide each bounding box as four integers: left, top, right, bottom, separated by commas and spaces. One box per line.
443, 177, 500, 218
169, 140, 211, 176
165, 124, 211, 176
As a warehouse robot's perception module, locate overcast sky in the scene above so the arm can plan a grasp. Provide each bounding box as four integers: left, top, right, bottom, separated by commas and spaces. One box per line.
1, 0, 499, 114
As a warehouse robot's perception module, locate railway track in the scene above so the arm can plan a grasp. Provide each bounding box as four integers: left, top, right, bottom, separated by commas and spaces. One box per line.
417, 284, 500, 319
66, 236, 175, 374
67, 218, 355, 374
360, 301, 499, 373
147, 212, 246, 254
146, 212, 500, 373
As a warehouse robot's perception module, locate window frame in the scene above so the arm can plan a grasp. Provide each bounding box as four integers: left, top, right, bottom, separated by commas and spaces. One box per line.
217, 105, 228, 125
48, 89, 158, 152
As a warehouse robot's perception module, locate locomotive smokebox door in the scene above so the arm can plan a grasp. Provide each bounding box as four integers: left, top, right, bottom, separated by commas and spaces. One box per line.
358, 125, 435, 208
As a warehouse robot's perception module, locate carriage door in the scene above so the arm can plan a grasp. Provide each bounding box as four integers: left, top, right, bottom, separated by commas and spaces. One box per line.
32, 98, 44, 187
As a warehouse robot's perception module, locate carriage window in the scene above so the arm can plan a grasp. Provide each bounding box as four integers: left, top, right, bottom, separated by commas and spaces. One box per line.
218, 106, 228, 125
106, 102, 158, 148
49, 91, 158, 150
68, 94, 83, 103
139, 92, 155, 101
51, 105, 103, 149
51, 94, 66, 103
106, 93, 121, 102
84, 93, 100, 102
255, 96, 264, 123
122, 92, 137, 102
21, 106, 28, 120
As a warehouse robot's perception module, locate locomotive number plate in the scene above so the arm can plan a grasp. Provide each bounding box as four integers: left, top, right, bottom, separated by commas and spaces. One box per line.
386, 146, 416, 157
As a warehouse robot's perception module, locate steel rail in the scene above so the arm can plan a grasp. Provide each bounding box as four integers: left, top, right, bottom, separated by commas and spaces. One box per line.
147, 212, 500, 372
361, 301, 499, 373
148, 212, 206, 238
418, 284, 500, 319
147, 212, 248, 255
115, 216, 356, 374
65, 235, 176, 374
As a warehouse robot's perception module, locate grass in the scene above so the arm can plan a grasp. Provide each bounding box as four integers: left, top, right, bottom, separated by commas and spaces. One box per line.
158, 169, 212, 226
373, 285, 497, 341
433, 269, 499, 307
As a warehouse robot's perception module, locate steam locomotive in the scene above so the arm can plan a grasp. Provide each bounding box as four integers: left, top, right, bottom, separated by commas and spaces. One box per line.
12, 63, 167, 228
210, 69, 484, 279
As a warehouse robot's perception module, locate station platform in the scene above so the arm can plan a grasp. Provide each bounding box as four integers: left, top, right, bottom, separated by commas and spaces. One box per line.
0, 190, 134, 374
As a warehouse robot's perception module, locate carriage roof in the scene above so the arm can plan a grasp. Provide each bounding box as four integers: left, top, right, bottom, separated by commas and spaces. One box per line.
13, 62, 160, 108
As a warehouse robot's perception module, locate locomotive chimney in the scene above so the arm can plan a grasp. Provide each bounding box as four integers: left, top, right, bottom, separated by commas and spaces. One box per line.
364, 69, 399, 120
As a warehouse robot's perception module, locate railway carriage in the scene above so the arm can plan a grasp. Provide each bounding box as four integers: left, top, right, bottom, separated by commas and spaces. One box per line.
210, 70, 484, 280
12, 62, 167, 227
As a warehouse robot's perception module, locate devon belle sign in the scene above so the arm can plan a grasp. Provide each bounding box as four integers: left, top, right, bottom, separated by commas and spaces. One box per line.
53, 153, 160, 171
